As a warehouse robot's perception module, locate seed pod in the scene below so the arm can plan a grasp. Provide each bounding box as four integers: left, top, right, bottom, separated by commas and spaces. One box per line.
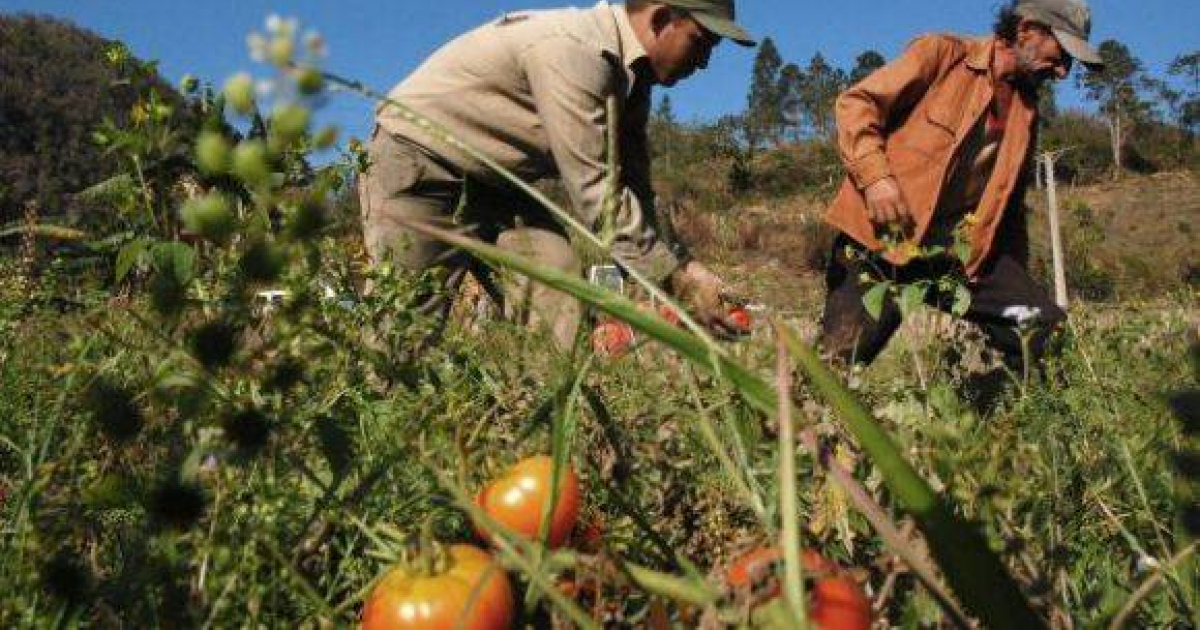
223, 408, 273, 458
224, 72, 256, 115
239, 238, 287, 283
267, 34, 294, 66
147, 478, 207, 531
285, 199, 327, 240
312, 125, 339, 150
232, 140, 271, 187
41, 552, 94, 606
181, 194, 236, 243
195, 131, 231, 175
295, 66, 323, 95
270, 104, 310, 145
188, 318, 240, 369
264, 356, 305, 391
85, 377, 143, 442
150, 270, 188, 317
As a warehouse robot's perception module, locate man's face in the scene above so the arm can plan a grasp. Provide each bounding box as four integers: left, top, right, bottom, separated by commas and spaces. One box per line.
648, 12, 721, 86
1012, 20, 1074, 89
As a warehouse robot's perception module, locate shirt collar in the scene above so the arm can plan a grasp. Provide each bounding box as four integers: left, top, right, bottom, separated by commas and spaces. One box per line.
609, 1, 649, 70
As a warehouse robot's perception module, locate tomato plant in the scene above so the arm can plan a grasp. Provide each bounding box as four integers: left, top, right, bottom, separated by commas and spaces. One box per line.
362, 544, 514, 630
726, 547, 870, 630
476, 456, 581, 548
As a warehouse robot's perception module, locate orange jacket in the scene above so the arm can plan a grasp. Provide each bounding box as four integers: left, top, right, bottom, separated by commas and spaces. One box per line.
824, 34, 1037, 278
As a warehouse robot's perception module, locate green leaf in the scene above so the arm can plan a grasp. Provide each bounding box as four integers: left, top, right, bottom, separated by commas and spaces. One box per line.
86, 230, 137, 253
899, 283, 929, 317
115, 238, 150, 282
862, 281, 890, 321
953, 237, 972, 263
951, 284, 972, 317
152, 242, 196, 285
76, 173, 136, 204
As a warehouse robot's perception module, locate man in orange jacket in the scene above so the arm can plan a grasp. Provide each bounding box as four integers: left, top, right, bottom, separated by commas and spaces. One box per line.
820, 0, 1104, 370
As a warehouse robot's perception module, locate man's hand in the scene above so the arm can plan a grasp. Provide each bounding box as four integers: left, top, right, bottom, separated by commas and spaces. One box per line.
669, 260, 745, 338
864, 176, 914, 229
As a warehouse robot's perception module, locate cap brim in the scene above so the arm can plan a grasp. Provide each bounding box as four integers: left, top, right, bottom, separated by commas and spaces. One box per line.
691, 13, 756, 47
1052, 28, 1104, 70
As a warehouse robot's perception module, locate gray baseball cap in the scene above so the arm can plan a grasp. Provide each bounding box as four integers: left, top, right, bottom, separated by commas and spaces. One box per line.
1015, 0, 1105, 69
659, 0, 756, 47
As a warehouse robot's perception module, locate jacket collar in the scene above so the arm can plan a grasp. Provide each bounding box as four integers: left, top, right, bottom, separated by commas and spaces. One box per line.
965, 36, 995, 73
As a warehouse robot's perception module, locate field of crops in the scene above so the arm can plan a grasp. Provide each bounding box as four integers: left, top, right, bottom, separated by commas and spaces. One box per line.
1, 227, 1196, 628
0, 19, 1197, 629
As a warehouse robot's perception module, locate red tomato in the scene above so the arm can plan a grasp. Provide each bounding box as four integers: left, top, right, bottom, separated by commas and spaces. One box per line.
591, 319, 634, 356
726, 547, 870, 630
728, 305, 752, 332
726, 547, 836, 592
809, 576, 872, 630
476, 456, 581, 548
361, 544, 513, 630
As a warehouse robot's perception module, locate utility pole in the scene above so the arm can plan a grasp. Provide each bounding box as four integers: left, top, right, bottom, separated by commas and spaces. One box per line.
1038, 150, 1070, 309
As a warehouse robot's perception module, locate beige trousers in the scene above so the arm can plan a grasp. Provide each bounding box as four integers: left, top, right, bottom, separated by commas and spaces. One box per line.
358, 127, 582, 348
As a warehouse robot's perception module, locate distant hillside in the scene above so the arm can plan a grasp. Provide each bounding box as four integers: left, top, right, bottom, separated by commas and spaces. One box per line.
0, 14, 177, 225
1027, 170, 1200, 300
674, 170, 1199, 309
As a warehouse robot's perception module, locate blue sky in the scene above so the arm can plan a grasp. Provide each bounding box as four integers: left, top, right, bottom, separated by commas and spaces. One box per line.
2, 0, 1196, 144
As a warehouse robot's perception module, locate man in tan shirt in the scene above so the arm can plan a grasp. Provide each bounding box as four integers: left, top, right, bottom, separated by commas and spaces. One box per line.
820, 0, 1104, 372
359, 0, 755, 347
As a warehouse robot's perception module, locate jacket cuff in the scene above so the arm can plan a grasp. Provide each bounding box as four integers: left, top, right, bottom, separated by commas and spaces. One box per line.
846, 151, 892, 190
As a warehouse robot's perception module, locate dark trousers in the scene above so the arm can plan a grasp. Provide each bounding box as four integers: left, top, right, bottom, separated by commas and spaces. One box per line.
820, 234, 1066, 369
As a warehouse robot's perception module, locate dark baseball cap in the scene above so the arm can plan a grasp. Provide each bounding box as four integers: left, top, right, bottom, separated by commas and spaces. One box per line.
659, 0, 756, 47
1015, 0, 1105, 69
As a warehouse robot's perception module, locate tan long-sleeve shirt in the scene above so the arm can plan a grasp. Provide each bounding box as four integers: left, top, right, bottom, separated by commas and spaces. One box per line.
376, 1, 683, 281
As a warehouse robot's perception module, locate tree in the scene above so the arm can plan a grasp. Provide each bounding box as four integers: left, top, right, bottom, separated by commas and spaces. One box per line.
1078, 39, 1154, 175
1167, 51, 1199, 136
745, 36, 784, 150
648, 94, 679, 167
778, 62, 806, 142
1038, 84, 1059, 120
799, 53, 847, 139
848, 50, 886, 85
